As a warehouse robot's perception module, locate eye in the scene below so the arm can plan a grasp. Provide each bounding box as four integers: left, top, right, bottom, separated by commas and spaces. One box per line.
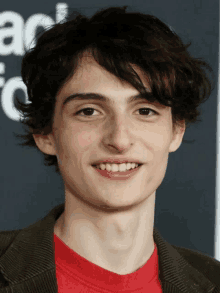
75, 107, 100, 117
137, 108, 158, 116
75, 107, 158, 118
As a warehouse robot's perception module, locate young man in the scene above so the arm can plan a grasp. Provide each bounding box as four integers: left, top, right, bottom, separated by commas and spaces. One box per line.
0, 5, 219, 293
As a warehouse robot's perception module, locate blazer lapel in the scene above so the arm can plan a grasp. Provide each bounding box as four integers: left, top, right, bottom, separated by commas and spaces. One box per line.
154, 228, 216, 293
0, 204, 64, 293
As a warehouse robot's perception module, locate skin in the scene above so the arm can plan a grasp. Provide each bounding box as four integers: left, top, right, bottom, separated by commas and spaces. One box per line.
33, 51, 185, 275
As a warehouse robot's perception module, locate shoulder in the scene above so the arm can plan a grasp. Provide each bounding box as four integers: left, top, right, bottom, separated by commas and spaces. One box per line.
172, 244, 220, 282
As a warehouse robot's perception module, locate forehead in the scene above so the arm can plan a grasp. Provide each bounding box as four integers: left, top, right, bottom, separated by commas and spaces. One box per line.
58, 53, 151, 97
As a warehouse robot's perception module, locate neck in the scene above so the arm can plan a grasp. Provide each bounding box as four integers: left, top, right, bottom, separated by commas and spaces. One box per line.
54, 191, 156, 275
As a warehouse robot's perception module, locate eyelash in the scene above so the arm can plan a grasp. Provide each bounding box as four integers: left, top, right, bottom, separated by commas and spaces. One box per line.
75, 107, 158, 118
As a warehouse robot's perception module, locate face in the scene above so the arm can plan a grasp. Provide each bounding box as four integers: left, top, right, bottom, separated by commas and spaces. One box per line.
33, 52, 185, 212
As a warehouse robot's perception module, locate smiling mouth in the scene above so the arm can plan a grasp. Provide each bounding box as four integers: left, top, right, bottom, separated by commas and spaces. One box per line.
92, 164, 142, 171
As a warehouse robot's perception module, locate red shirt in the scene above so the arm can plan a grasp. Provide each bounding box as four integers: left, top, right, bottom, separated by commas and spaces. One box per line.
54, 233, 162, 292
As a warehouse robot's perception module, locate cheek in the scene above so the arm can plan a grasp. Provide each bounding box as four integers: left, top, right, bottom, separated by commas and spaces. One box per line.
144, 128, 172, 151
74, 130, 98, 148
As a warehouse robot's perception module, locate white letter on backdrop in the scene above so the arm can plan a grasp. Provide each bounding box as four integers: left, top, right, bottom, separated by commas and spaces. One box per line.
0, 11, 24, 56
56, 3, 68, 24
24, 14, 55, 50
1, 77, 30, 121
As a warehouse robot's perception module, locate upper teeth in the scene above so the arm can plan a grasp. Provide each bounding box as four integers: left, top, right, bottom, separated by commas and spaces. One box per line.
95, 163, 139, 172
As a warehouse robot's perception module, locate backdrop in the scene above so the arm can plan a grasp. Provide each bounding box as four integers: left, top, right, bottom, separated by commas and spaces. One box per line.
0, 0, 219, 260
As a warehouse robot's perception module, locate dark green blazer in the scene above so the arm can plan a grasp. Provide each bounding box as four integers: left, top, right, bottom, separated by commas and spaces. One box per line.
0, 203, 219, 293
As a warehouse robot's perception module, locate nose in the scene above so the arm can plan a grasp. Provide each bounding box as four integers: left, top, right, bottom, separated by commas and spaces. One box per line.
103, 115, 134, 152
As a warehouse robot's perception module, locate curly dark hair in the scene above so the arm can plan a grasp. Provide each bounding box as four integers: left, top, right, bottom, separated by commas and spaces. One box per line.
13, 5, 215, 174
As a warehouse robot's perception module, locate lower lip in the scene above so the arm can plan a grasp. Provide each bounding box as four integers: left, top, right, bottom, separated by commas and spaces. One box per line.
92, 165, 142, 180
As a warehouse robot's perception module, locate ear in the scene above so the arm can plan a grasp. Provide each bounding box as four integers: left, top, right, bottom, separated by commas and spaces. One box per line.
32, 133, 57, 156
169, 120, 186, 153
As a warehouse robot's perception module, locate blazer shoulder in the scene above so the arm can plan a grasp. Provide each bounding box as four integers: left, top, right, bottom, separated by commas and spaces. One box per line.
173, 244, 220, 263
172, 244, 220, 285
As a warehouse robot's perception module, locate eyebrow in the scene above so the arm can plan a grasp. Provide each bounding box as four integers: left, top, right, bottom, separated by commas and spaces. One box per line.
62, 92, 159, 109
